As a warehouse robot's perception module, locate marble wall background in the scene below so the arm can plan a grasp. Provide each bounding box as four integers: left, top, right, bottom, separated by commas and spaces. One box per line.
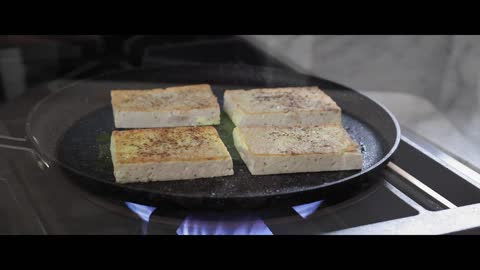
243, 35, 480, 170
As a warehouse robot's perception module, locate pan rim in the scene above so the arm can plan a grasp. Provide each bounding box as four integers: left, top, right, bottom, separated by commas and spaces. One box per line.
24, 64, 401, 200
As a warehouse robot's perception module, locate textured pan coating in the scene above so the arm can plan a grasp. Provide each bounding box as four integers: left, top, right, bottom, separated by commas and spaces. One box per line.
51, 65, 399, 209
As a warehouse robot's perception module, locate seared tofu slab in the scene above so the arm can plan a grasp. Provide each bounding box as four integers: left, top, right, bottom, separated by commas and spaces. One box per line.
111, 126, 233, 183
233, 125, 363, 175
111, 84, 220, 128
224, 87, 341, 127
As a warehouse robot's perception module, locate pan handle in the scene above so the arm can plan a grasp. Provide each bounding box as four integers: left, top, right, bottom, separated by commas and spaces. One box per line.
0, 135, 50, 169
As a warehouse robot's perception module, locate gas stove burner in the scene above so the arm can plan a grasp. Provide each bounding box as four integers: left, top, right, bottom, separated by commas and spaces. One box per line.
76, 169, 383, 235
81, 174, 382, 234
123, 198, 363, 235
123, 200, 322, 235
176, 214, 273, 235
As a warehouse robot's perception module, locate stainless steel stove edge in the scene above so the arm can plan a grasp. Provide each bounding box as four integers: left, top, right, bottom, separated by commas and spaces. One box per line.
326, 130, 480, 235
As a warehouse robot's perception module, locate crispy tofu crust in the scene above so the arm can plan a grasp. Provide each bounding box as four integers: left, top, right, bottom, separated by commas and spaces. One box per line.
224, 86, 341, 115
111, 126, 231, 164
233, 124, 360, 156
111, 84, 219, 112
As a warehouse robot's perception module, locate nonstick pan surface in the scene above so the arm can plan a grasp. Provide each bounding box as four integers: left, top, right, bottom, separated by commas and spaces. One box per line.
25, 64, 401, 209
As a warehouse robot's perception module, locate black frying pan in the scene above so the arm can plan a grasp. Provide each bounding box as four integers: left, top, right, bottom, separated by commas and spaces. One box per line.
23, 64, 400, 209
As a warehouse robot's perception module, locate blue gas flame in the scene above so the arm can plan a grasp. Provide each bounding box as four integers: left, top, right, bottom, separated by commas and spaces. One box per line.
176, 215, 273, 235
125, 200, 324, 234
125, 202, 157, 222
292, 200, 324, 219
